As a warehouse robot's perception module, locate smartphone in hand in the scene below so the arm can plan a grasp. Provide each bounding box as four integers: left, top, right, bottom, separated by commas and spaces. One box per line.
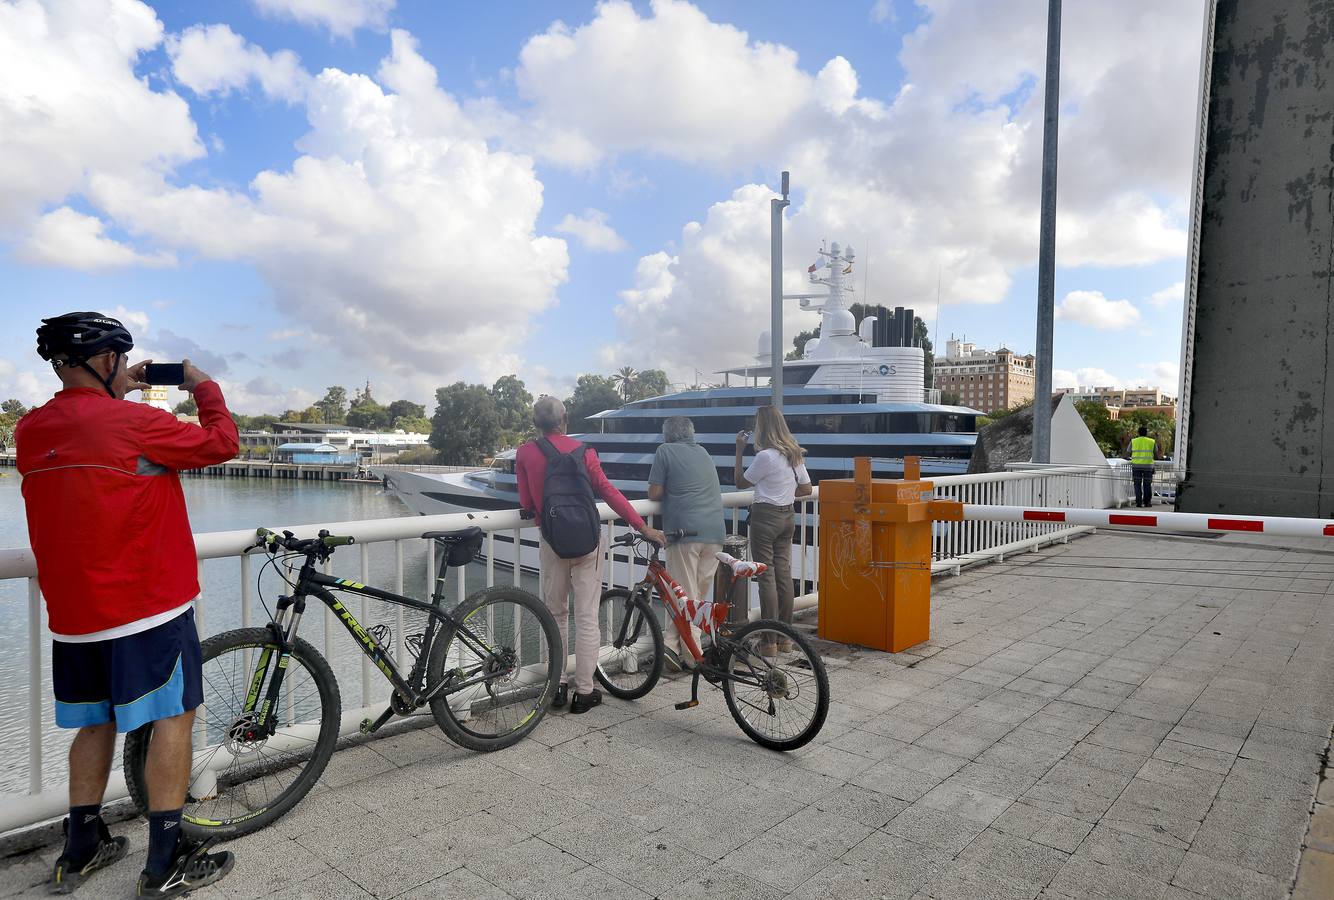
143, 363, 186, 386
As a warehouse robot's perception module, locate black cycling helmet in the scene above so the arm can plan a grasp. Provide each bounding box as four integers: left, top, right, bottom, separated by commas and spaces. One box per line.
36, 311, 135, 398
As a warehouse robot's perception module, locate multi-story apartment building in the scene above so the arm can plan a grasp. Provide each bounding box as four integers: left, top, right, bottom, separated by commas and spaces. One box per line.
1061, 386, 1177, 416
933, 338, 1036, 413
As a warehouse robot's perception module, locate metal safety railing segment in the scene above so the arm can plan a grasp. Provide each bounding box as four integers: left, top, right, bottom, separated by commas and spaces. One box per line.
0, 464, 1107, 834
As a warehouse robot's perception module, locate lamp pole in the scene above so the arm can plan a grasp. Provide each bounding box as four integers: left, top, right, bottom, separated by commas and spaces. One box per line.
1031, 0, 1061, 463
771, 171, 791, 411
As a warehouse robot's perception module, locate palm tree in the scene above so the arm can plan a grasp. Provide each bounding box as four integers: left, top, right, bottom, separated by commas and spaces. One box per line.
612, 366, 638, 403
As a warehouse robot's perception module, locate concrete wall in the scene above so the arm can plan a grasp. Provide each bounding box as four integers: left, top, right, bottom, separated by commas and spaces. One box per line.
1179, 0, 1334, 516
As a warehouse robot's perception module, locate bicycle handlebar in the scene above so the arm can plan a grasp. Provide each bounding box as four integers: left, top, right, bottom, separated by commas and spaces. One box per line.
255, 527, 355, 554
612, 529, 695, 548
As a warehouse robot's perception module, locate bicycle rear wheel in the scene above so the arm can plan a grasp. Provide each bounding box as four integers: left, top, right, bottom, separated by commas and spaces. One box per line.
721, 620, 829, 751
123, 628, 341, 839
426, 585, 561, 752
595, 587, 664, 699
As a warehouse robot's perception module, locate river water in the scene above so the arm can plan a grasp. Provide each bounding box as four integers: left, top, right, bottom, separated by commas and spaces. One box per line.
0, 472, 521, 794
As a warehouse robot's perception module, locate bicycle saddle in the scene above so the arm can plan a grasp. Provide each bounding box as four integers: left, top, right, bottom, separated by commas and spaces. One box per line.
715, 552, 767, 578
422, 527, 484, 566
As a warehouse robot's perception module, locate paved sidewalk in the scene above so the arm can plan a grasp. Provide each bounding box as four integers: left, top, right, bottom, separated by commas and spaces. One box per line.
3, 529, 1333, 899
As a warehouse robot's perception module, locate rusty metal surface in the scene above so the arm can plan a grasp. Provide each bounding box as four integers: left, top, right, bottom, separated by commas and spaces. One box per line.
1181, 0, 1334, 515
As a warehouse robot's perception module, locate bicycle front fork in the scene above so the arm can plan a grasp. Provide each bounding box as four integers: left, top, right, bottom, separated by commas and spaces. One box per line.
244, 596, 305, 735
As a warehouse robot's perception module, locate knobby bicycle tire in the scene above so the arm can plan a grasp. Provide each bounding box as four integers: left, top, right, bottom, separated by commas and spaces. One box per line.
123, 628, 341, 840
721, 619, 829, 751
594, 587, 664, 700
426, 585, 561, 752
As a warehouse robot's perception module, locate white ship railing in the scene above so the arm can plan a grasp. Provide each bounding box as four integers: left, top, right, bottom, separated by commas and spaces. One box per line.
0, 465, 1103, 835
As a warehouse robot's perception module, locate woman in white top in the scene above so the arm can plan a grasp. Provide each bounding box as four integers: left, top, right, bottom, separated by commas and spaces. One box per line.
734, 406, 812, 650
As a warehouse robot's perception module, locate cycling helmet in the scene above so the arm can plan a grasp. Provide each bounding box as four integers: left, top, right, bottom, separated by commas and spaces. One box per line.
35, 312, 135, 398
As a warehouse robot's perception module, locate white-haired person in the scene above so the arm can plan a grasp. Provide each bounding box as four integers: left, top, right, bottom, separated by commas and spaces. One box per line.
516, 396, 665, 713
734, 406, 811, 654
648, 416, 725, 670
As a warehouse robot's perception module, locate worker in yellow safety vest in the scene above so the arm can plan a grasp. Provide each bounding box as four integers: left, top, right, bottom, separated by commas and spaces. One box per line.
1129, 425, 1156, 508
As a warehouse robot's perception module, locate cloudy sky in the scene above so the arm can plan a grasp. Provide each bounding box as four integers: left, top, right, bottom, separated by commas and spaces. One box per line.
0, 0, 1205, 413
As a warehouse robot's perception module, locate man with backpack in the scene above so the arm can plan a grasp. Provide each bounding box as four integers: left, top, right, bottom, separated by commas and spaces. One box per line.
516, 396, 666, 713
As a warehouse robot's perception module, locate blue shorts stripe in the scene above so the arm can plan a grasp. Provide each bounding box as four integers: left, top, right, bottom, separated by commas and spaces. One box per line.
113, 654, 185, 734
54, 699, 113, 729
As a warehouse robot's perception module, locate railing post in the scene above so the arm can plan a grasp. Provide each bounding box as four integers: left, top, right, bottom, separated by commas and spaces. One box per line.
360, 543, 372, 707
27, 578, 42, 793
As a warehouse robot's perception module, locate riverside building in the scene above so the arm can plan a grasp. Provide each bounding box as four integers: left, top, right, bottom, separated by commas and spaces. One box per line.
933, 338, 1036, 414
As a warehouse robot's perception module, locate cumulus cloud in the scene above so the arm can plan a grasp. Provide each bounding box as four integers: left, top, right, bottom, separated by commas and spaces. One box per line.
1056, 290, 1142, 330
554, 209, 628, 252
106, 306, 151, 334
0, 0, 201, 234
214, 374, 315, 415
1053, 368, 1124, 391
87, 27, 568, 391
575, 0, 1201, 376
250, 0, 393, 38
1141, 360, 1180, 392
1149, 280, 1185, 308
168, 24, 308, 102
0, 358, 49, 407
517, 0, 814, 167
150, 329, 231, 375
17, 208, 175, 270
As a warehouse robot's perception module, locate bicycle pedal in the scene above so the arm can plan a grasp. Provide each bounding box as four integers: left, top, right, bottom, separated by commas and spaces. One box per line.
674, 699, 699, 710
358, 717, 374, 735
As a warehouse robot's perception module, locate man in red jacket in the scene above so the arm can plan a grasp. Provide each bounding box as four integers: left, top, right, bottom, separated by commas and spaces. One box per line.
17, 313, 238, 897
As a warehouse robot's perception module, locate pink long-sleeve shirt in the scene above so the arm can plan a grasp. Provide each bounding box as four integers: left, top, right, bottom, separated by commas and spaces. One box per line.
515, 434, 646, 531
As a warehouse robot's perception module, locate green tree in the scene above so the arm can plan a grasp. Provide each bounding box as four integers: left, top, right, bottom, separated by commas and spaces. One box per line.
298, 405, 325, 424
630, 369, 669, 401
491, 375, 533, 431
1, 399, 28, 416
940, 391, 962, 406
429, 382, 501, 465
346, 402, 390, 430
316, 386, 347, 424
249, 414, 280, 433
392, 415, 432, 433
173, 397, 197, 416
1074, 400, 1122, 455
350, 381, 376, 410
565, 375, 622, 432
390, 445, 441, 465
612, 366, 638, 403
1119, 410, 1175, 458
387, 399, 425, 421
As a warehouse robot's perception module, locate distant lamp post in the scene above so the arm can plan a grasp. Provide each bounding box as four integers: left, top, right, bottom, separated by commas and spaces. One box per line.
771, 171, 791, 411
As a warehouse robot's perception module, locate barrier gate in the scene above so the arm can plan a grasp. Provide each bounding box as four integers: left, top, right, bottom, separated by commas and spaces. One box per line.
817, 456, 1334, 653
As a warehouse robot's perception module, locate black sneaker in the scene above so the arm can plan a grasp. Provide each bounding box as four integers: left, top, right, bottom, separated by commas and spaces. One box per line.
552, 684, 569, 709
136, 836, 234, 898
49, 818, 128, 894
570, 689, 602, 714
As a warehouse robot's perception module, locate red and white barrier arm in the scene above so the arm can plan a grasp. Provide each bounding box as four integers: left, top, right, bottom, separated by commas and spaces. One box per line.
958, 505, 1334, 540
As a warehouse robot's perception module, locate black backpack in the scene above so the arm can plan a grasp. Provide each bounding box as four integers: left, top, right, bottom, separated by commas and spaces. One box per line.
536, 437, 601, 558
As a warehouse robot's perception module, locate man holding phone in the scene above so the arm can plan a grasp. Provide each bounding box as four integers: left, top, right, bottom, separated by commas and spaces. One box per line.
16, 312, 239, 896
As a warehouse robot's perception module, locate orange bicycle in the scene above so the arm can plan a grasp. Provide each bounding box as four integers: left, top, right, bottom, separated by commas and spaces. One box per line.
595, 531, 829, 750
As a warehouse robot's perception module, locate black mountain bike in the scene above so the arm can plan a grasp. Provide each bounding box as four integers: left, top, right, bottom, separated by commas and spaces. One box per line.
123, 526, 561, 839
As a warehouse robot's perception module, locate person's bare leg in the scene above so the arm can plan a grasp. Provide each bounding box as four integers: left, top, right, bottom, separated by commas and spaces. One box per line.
144, 709, 195, 811
68, 723, 116, 807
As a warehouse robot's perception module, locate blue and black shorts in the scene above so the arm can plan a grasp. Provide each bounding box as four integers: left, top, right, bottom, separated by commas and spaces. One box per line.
53, 609, 203, 733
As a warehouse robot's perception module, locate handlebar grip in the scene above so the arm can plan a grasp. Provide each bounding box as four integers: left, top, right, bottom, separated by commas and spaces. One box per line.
322, 534, 355, 548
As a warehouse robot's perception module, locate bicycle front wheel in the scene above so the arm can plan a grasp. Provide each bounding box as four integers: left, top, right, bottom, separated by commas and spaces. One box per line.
123, 628, 341, 840
721, 620, 829, 751
426, 585, 561, 752
595, 587, 664, 699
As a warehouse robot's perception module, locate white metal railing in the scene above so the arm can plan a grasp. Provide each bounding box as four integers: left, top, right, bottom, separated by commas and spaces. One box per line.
0, 464, 1109, 835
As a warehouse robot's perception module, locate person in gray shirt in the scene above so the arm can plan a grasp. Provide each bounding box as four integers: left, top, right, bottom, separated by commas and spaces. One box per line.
648, 416, 726, 670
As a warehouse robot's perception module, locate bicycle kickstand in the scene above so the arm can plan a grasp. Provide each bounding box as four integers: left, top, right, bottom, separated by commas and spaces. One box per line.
674, 671, 701, 711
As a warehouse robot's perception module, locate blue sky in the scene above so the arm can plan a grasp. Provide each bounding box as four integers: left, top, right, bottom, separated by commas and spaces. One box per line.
0, 0, 1204, 413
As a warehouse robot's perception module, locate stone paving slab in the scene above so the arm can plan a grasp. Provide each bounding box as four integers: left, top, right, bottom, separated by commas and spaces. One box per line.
3, 530, 1334, 899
